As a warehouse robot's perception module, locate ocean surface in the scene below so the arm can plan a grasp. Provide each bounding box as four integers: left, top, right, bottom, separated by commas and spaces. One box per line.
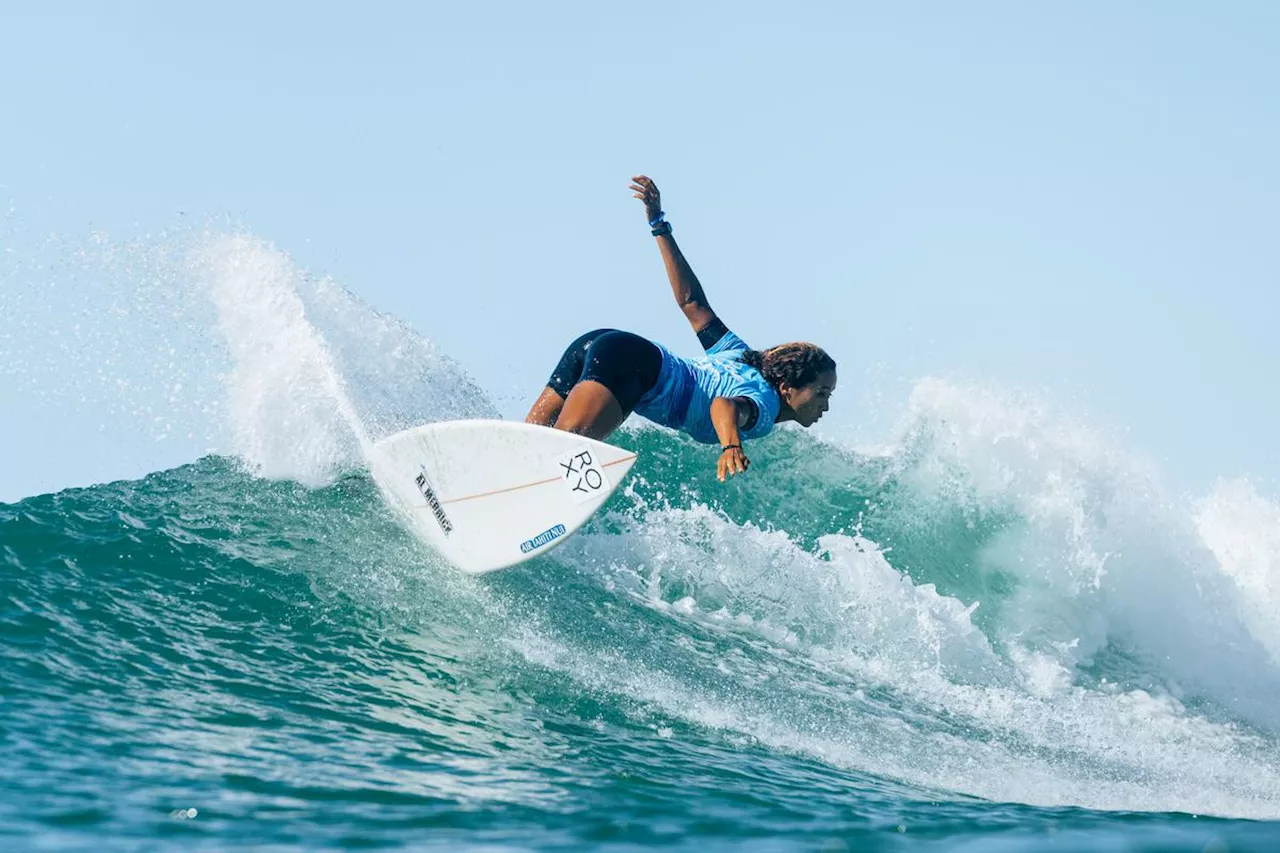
4, 234, 1280, 851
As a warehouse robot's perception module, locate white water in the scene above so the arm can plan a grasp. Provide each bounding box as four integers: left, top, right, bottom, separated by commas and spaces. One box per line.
537, 381, 1280, 818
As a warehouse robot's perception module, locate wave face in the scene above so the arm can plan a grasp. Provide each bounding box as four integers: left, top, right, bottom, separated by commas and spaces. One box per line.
3, 234, 1279, 851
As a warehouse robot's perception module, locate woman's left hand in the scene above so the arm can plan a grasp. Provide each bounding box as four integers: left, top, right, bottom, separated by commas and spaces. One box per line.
717, 446, 750, 482
630, 175, 663, 224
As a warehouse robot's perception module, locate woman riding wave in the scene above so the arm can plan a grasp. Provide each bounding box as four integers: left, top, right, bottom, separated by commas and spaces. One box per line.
525, 175, 837, 482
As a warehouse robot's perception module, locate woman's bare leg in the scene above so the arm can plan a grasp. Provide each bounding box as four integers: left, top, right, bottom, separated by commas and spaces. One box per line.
525, 386, 566, 427
550, 380, 625, 440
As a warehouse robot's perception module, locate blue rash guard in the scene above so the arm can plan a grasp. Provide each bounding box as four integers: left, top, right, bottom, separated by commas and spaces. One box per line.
633, 329, 782, 445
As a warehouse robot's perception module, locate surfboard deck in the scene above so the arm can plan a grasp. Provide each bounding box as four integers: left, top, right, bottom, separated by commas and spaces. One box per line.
367, 420, 638, 574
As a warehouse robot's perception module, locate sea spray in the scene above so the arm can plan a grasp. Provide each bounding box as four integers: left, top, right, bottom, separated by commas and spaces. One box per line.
191, 232, 499, 485
1196, 478, 1280, 665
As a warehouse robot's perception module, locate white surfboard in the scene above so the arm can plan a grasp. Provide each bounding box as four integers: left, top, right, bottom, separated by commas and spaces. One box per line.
367, 420, 638, 574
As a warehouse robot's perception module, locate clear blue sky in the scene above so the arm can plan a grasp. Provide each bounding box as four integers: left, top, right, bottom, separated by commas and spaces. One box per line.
2, 1, 1278, 502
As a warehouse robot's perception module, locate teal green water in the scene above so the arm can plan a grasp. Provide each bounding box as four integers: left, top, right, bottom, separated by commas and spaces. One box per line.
5, 232, 1280, 850
5, 427, 1280, 851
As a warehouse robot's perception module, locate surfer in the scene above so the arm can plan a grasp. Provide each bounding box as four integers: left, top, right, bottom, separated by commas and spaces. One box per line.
525, 175, 836, 481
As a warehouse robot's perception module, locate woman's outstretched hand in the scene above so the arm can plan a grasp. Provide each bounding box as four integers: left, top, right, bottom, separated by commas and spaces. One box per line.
717, 446, 750, 482
630, 175, 663, 224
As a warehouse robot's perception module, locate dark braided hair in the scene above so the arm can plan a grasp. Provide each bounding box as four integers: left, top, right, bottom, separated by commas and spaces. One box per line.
741, 342, 836, 391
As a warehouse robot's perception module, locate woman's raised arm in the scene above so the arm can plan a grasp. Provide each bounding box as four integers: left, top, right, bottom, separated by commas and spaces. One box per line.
631, 175, 718, 338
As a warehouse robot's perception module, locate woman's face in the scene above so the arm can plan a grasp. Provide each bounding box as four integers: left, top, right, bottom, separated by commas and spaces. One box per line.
783, 369, 837, 427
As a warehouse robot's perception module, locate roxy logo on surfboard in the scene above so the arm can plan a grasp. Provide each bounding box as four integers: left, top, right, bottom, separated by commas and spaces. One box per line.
557, 448, 610, 505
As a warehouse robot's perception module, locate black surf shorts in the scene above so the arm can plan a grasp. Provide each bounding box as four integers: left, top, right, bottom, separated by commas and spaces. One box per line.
546, 329, 663, 415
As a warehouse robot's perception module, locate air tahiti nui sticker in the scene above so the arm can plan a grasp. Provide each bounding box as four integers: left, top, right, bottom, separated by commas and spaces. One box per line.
520, 524, 567, 554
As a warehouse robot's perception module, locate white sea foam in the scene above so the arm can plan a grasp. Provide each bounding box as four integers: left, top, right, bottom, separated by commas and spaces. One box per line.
886, 380, 1280, 729
538, 379, 1280, 818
